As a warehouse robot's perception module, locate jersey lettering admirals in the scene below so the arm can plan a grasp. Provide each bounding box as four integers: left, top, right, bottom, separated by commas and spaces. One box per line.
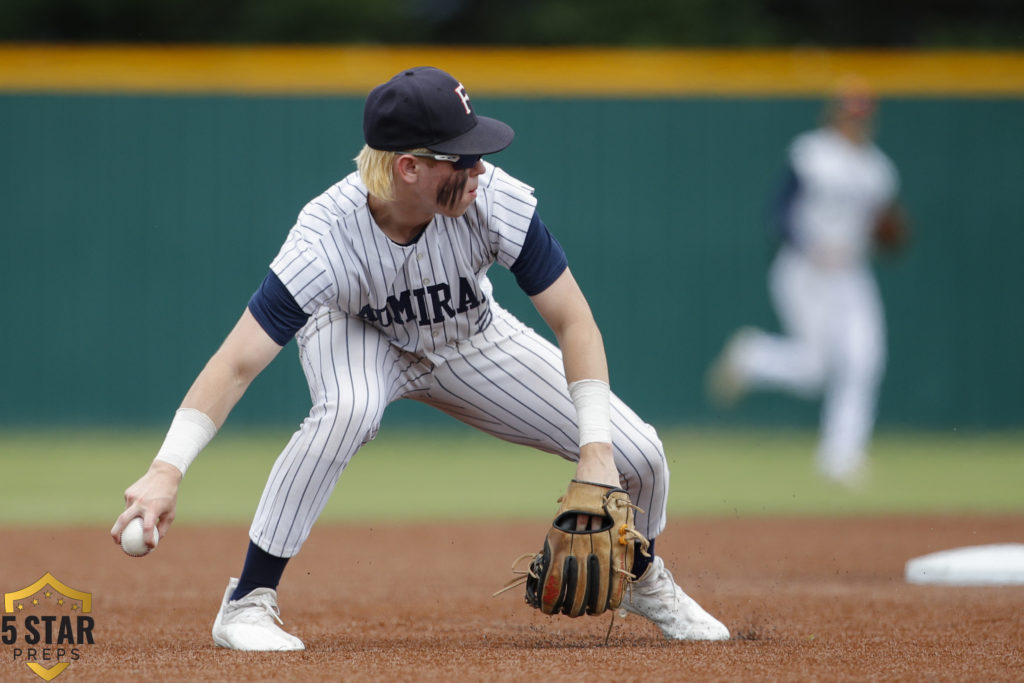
356, 276, 483, 327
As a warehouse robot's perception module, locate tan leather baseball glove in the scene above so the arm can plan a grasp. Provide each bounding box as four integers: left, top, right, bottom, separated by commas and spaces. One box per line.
496, 479, 649, 617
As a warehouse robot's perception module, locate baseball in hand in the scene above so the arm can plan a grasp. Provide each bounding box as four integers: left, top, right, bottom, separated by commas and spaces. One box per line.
120, 517, 158, 557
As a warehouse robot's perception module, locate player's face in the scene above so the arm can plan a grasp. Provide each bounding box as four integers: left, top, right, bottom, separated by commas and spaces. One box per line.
428, 157, 485, 218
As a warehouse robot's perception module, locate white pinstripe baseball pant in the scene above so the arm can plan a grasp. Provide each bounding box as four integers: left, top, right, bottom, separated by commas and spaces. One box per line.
250, 306, 669, 558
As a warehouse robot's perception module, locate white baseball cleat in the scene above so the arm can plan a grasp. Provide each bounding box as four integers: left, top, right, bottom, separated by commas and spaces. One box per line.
620, 556, 730, 641
212, 578, 305, 651
819, 457, 870, 490
706, 327, 758, 408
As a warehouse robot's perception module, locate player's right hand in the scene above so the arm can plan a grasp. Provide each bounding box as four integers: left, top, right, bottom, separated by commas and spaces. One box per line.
110, 460, 182, 550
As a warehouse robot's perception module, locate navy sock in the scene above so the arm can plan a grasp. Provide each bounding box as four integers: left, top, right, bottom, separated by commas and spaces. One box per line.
231, 540, 290, 601
632, 537, 656, 579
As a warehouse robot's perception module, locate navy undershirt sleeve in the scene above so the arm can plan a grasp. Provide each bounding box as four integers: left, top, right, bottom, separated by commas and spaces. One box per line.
773, 163, 800, 246
247, 270, 311, 346
510, 212, 569, 296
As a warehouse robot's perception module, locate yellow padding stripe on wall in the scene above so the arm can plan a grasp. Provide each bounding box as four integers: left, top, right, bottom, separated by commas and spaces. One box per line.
2, 45, 1023, 96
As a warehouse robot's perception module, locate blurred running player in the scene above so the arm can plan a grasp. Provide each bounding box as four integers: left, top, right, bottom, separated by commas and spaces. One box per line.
708, 77, 909, 487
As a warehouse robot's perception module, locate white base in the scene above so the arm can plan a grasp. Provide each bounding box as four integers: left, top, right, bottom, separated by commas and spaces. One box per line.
905, 543, 1024, 586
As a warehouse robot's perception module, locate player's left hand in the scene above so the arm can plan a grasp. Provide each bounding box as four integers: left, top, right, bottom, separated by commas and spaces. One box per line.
573, 441, 619, 529
496, 479, 648, 617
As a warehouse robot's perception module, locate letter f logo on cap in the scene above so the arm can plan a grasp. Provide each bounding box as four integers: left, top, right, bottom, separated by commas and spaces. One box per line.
454, 84, 472, 115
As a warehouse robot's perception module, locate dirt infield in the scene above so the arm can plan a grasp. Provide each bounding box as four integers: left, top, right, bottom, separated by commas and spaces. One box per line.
2, 516, 1022, 681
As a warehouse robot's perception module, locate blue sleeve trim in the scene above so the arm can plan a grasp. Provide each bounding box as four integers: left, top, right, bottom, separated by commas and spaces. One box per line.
510, 212, 569, 296
773, 163, 800, 245
247, 270, 311, 346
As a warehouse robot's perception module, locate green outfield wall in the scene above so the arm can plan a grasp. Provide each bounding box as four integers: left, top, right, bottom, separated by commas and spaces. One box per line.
2, 48, 1021, 430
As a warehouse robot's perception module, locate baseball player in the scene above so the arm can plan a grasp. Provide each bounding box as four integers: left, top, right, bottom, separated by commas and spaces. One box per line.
707, 77, 907, 487
111, 66, 729, 649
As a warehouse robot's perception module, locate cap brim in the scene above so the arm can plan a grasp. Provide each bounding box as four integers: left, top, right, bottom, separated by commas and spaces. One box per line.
428, 116, 515, 156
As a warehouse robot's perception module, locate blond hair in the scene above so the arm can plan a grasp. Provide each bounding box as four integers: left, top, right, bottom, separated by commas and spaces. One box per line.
355, 145, 397, 201
354, 145, 434, 201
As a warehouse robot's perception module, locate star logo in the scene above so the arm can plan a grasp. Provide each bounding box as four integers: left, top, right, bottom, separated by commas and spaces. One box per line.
3, 573, 94, 681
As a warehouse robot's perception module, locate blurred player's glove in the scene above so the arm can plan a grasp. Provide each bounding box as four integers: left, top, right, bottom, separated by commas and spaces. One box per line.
495, 480, 649, 617
873, 203, 910, 252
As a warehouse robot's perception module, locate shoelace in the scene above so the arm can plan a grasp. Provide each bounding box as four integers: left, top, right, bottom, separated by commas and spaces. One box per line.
621, 560, 675, 616
233, 592, 286, 626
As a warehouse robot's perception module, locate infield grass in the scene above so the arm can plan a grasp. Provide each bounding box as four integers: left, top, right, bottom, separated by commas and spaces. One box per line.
1, 426, 1022, 526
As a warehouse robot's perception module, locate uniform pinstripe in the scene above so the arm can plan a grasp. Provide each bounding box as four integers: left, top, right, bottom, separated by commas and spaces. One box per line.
250, 164, 669, 557
123, 67, 730, 649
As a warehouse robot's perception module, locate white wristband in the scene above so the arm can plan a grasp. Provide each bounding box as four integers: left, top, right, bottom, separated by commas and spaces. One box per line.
153, 408, 218, 477
568, 379, 612, 447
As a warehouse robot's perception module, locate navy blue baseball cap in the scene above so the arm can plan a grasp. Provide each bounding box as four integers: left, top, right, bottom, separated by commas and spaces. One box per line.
363, 66, 514, 155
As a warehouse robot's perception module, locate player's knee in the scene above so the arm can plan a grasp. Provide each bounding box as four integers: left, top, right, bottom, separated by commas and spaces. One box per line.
619, 427, 668, 487
316, 397, 385, 448
793, 350, 828, 394
847, 344, 885, 380
650, 445, 669, 487
322, 392, 383, 421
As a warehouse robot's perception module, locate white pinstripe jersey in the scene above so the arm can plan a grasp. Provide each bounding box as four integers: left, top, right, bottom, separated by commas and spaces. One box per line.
269, 163, 539, 361
787, 128, 899, 267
